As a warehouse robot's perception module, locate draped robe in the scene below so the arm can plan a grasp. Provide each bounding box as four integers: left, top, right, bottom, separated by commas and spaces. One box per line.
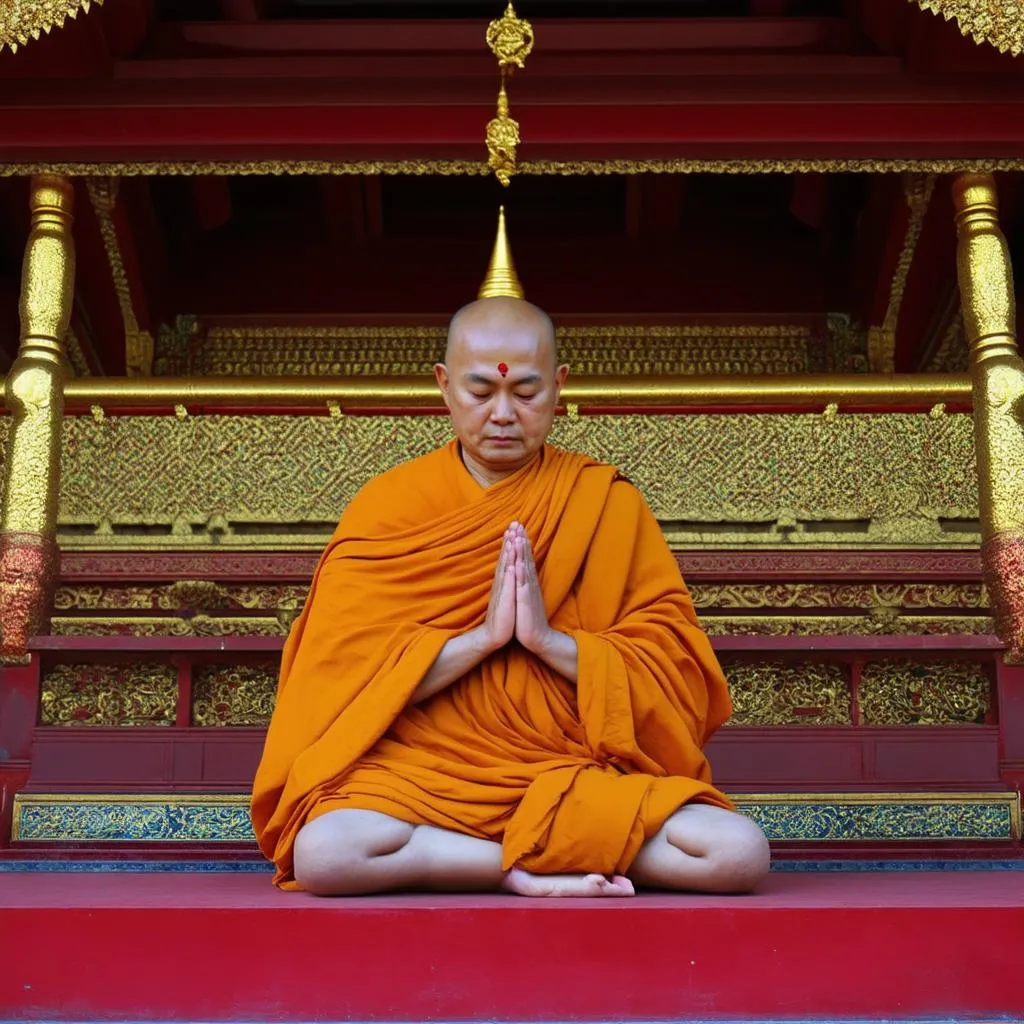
251, 441, 733, 889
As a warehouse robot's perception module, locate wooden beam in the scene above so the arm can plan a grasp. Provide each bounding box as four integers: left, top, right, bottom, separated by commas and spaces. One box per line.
4, 79, 1024, 162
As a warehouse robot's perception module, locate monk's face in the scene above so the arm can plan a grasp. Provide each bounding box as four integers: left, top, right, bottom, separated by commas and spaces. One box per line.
436, 298, 568, 481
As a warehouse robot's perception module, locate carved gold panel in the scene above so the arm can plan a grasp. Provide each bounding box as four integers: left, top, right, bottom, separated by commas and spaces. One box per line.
721, 661, 852, 726
858, 660, 992, 726
43, 411, 978, 550
40, 662, 178, 727
50, 616, 289, 637
191, 663, 279, 726
155, 321, 868, 378
51, 581, 988, 614
702, 615, 993, 637
689, 583, 987, 611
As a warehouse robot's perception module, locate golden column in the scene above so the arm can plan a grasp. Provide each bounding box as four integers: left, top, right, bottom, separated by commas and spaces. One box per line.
0, 176, 76, 659
952, 173, 1024, 662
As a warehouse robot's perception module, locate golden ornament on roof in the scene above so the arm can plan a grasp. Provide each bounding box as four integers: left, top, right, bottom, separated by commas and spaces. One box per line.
486, 2, 534, 70
478, 206, 524, 299
486, 81, 520, 187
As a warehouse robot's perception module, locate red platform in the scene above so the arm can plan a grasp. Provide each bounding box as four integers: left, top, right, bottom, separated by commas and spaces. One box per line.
2, 869, 1023, 1021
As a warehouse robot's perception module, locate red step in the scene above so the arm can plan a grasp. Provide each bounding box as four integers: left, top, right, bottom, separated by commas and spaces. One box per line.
2, 869, 1022, 1021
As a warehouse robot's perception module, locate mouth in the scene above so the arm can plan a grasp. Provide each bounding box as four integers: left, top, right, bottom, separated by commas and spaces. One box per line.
487, 437, 518, 445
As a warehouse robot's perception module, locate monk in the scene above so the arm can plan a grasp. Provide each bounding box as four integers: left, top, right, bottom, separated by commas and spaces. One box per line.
251, 296, 770, 897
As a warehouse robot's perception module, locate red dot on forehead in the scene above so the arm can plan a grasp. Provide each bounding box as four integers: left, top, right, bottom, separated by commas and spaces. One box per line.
497, 362, 509, 376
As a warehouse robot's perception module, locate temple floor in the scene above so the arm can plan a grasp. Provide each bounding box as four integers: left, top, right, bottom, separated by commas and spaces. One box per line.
2, 866, 1022, 1021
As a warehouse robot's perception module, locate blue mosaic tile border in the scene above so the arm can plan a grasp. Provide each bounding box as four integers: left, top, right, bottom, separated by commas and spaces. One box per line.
11, 792, 1021, 844
0, 858, 1021, 873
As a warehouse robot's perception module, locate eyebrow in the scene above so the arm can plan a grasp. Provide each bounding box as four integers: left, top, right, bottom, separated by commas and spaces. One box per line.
465, 372, 543, 387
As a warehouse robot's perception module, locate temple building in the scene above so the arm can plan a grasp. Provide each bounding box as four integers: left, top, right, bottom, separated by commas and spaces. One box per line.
0, 0, 1022, 1020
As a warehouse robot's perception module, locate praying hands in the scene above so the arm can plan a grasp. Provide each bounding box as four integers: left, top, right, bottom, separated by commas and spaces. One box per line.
482, 521, 579, 680
411, 522, 578, 705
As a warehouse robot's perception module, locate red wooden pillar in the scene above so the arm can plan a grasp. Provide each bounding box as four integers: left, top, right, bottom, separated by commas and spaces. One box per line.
0, 656, 40, 846
996, 660, 1024, 812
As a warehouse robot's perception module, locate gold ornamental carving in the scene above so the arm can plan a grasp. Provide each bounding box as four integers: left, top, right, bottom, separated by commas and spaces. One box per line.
0, 174, 75, 656
912, 0, 1024, 56
42, 410, 978, 551
151, 321, 865, 378
50, 612, 994, 640
859, 659, 992, 725
702, 615, 993, 638
54, 581, 309, 612
85, 178, 154, 376
486, 2, 534, 69
53, 580, 988, 613
50, 615, 289, 637
40, 662, 177, 726
486, 82, 520, 188
484, 2, 533, 185
868, 174, 936, 373
924, 311, 969, 373
192, 663, 279, 726
689, 582, 987, 611
722, 661, 851, 726
952, 173, 1024, 660
11, 158, 1024, 179
0, 0, 102, 52
64, 327, 91, 377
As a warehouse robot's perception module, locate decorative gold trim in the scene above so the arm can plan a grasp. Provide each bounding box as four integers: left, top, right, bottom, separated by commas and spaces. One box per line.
157, 321, 858, 378
912, 0, 1024, 57
12, 791, 1020, 843
0, 0, 102, 53
869, 174, 936, 373
486, 2, 534, 69
85, 178, 153, 376
64, 326, 90, 377
5, 159, 1024, 179
54, 373, 972, 409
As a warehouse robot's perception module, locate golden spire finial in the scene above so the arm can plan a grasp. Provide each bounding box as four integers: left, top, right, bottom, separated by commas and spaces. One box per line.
478, 206, 524, 299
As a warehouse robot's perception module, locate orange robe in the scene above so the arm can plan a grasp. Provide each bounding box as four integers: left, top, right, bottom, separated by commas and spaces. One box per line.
251, 441, 733, 889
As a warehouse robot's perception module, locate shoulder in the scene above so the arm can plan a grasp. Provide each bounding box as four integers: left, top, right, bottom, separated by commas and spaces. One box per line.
339, 445, 452, 535
548, 445, 643, 501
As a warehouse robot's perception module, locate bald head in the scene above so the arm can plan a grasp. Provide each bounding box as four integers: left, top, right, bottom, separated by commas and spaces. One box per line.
435, 297, 568, 485
444, 297, 558, 371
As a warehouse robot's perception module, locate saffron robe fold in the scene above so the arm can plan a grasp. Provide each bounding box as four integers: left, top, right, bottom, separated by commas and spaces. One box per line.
251, 441, 733, 889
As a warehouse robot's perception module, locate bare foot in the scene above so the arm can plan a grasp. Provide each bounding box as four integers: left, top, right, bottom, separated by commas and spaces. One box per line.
501, 867, 635, 898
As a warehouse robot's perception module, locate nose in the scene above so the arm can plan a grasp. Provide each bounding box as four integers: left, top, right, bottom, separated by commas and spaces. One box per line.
490, 390, 516, 424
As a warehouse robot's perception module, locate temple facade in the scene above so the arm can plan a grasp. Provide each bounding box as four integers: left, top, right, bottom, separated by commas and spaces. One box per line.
1, 2, 1023, 1019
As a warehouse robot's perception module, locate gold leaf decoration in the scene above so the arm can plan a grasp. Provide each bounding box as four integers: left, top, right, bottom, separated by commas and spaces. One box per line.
859, 659, 992, 725
912, 0, 1024, 56
485, 2, 534, 69
7, 158, 1024, 178
36, 410, 979, 551
723, 661, 852, 726
0, 0, 102, 53
154, 322, 852, 378
40, 662, 177, 726
192, 662, 279, 726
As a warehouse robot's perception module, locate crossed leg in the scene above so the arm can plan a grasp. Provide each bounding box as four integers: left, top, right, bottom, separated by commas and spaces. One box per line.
293, 803, 769, 897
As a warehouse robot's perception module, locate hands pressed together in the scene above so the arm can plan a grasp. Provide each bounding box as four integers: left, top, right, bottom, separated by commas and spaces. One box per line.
481, 522, 552, 657
412, 521, 577, 705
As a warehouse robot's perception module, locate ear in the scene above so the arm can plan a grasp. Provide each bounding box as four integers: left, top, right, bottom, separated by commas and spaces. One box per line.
434, 363, 451, 408
553, 363, 569, 401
